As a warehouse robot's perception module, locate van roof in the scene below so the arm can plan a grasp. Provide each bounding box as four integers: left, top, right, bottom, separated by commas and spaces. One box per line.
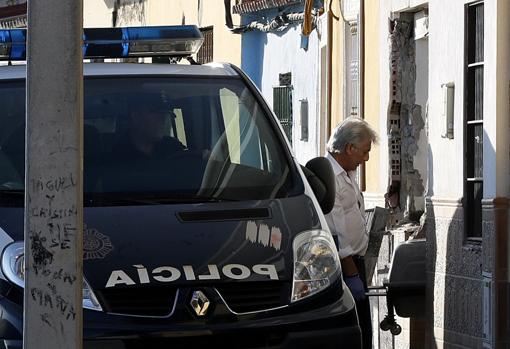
0, 62, 240, 80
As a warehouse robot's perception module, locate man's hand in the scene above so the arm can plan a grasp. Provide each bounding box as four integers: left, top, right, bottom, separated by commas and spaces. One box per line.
344, 274, 366, 302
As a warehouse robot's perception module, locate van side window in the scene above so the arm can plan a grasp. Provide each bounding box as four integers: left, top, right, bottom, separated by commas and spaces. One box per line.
220, 87, 273, 172
171, 108, 187, 147
219, 88, 241, 164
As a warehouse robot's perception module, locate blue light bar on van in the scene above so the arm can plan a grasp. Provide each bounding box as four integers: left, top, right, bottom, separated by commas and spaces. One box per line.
0, 29, 26, 60
0, 25, 204, 61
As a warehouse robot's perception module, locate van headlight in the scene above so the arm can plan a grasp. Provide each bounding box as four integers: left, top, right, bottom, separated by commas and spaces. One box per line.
1, 241, 102, 311
1, 242, 24, 288
291, 230, 341, 302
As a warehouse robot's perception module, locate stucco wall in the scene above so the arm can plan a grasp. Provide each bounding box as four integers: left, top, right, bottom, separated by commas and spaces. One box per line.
427, 0, 510, 206
427, 0, 510, 347
378, 0, 391, 196
83, 0, 241, 65
483, 0, 510, 199
364, 0, 382, 195
146, 0, 241, 66
427, 1, 482, 347
427, 0, 465, 198
84, 0, 115, 27
413, 16, 428, 212
262, 26, 320, 164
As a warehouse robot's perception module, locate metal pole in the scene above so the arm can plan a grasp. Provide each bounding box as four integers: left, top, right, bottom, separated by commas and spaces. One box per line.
24, 1, 83, 348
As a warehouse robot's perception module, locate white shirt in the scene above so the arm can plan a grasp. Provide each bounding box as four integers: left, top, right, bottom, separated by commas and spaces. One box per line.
324, 152, 368, 259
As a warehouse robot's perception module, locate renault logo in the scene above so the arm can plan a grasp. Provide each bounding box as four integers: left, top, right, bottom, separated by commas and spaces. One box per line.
190, 290, 210, 316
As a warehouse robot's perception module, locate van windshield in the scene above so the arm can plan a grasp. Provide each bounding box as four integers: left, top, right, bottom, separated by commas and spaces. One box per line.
0, 76, 301, 206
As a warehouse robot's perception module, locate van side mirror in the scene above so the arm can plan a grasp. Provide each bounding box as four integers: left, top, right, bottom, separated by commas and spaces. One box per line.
301, 157, 335, 214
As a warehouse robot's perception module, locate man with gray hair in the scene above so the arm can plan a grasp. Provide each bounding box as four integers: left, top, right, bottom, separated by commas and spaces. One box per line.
325, 116, 378, 349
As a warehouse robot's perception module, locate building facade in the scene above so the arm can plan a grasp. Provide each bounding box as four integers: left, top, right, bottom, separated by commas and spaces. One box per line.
83, 0, 241, 65
367, 0, 510, 348
0, 0, 26, 28
233, 0, 338, 164
3, 0, 509, 347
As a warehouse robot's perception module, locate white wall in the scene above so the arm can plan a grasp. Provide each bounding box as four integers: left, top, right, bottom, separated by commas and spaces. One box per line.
84, 0, 144, 28
380, 0, 464, 199
146, 0, 241, 65
83, 0, 242, 66
385, 0, 509, 200
84, 0, 113, 27
378, 0, 391, 193
392, 0, 428, 12
427, 0, 510, 199
427, 0, 465, 198
260, 25, 321, 164
414, 18, 428, 209
484, 0, 510, 198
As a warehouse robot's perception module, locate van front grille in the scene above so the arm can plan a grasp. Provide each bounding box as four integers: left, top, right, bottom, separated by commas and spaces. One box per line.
96, 286, 178, 317
216, 281, 290, 313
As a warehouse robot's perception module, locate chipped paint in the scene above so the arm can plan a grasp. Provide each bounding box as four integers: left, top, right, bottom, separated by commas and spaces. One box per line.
245, 221, 258, 243
257, 224, 270, 247
270, 227, 282, 250
245, 220, 283, 251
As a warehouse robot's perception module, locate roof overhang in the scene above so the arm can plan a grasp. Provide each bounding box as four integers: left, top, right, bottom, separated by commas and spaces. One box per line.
0, 2, 27, 29
232, 0, 302, 15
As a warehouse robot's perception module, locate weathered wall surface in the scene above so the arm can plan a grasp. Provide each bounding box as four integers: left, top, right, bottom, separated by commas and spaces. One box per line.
426, 1, 510, 348
426, 198, 483, 349
83, 0, 241, 65
364, 0, 382, 196
260, 22, 321, 163
241, 6, 324, 164
426, 1, 483, 347
146, 0, 241, 65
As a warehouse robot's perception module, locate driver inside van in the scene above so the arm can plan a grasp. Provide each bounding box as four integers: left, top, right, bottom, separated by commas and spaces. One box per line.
111, 94, 185, 162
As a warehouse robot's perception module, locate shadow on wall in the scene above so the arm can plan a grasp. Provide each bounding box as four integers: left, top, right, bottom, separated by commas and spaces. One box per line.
426, 137, 488, 348
426, 200, 484, 349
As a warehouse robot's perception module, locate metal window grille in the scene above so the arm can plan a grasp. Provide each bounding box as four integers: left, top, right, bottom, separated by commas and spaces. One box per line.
464, 1, 484, 238
197, 26, 213, 64
273, 86, 293, 144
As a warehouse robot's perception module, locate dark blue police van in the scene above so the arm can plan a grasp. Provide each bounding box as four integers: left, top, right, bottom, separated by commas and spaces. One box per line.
0, 26, 362, 348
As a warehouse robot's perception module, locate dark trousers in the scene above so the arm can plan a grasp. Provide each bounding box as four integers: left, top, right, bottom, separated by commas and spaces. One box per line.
353, 256, 372, 349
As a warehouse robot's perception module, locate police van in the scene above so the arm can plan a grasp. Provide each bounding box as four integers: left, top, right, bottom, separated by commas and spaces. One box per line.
0, 26, 362, 348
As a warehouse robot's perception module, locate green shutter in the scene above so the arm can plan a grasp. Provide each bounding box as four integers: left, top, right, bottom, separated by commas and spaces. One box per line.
273, 86, 292, 144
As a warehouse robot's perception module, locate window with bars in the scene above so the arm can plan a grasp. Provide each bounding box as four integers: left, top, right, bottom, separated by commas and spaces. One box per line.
197, 26, 213, 64
464, 1, 484, 238
273, 86, 293, 145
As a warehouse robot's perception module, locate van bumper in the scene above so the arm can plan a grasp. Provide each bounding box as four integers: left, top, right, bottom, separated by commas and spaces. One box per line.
0, 283, 361, 349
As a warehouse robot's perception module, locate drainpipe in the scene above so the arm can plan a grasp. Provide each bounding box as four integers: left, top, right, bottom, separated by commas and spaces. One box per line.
326, 5, 333, 147
224, 0, 233, 29
359, 0, 366, 191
